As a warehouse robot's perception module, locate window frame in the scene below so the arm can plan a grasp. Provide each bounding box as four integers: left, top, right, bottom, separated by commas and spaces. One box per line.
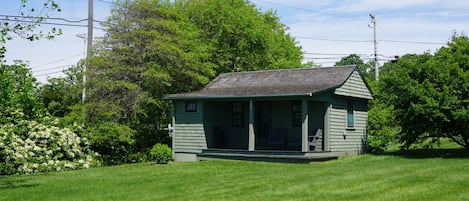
346, 100, 354, 128
231, 102, 244, 127
185, 101, 197, 112
292, 101, 302, 127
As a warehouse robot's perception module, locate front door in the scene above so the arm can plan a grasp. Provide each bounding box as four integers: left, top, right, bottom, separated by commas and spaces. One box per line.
255, 101, 272, 149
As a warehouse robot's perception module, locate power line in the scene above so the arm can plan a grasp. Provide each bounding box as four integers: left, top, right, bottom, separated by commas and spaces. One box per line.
253, 0, 364, 20
295, 36, 371, 43
32, 54, 81, 68
97, 0, 114, 5
0, 14, 88, 23
380, 39, 445, 45
296, 35, 446, 45
34, 70, 65, 77
304, 52, 369, 56
0, 18, 104, 30
32, 64, 74, 73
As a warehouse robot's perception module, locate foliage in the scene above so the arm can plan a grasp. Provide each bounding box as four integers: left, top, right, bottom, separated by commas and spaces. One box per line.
379, 34, 469, 149
0, 62, 45, 123
150, 143, 172, 164
85, 122, 136, 165
82, 0, 303, 163
335, 54, 374, 81
0, 117, 99, 175
2, 151, 469, 200
0, 0, 62, 60
39, 63, 83, 117
367, 101, 398, 153
181, 0, 303, 73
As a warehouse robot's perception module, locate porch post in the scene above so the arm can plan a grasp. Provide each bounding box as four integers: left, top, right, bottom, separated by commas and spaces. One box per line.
324, 103, 331, 151
301, 98, 309, 152
171, 101, 176, 157
248, 100, 255, 151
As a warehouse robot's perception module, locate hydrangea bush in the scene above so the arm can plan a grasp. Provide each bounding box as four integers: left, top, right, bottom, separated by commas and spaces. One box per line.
0, 116, 99, 175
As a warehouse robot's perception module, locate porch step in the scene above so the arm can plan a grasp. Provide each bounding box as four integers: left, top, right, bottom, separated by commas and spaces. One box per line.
197, 149, 339, 163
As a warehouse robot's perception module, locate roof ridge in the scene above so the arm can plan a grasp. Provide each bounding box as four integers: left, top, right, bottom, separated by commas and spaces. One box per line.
217, 65, 356, 76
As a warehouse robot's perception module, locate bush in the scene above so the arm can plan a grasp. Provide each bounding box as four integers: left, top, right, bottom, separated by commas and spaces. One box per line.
0, 118, 99, 175
86, 122, 136, 165
150, 144, 172, 164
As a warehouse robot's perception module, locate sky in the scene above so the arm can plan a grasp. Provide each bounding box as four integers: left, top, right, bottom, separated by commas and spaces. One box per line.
2, 0, 469, 83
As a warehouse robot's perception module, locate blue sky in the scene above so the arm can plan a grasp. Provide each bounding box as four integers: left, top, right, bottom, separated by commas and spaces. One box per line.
3, 0, 469, 82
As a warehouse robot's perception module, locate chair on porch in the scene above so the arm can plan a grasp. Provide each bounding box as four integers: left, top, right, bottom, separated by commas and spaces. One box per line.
309, 129, 322, 151
270, 128, 286, 150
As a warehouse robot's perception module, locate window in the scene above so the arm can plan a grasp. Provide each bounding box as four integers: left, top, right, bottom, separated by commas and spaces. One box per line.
347, 101, 354, 128
185, 102, 197, 112
232, 102, 243, 127
292, 101, 302, 127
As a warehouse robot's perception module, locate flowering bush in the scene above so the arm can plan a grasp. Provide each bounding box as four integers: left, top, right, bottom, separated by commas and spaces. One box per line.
0, 117, 99, 175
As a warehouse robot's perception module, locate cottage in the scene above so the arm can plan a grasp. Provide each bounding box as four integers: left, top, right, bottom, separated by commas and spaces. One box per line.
165, 65, 372, 162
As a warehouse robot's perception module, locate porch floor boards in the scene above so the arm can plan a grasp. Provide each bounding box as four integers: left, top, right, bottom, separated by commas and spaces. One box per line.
197, 149, 339, 163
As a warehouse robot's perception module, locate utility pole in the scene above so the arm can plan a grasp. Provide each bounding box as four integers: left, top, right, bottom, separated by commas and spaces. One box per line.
83, 0, 93, 101
370, 14, 379, 80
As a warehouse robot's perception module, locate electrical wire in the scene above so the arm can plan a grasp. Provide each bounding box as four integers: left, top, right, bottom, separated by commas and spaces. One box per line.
32, 64, 74, 73
253, 0, 364, 20
0, 18, 105, 30
0, 14, 88, 23
34, 70, 65, 77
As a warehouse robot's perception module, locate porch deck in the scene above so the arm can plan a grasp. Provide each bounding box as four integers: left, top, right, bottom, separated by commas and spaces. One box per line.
197, 149, 339, 163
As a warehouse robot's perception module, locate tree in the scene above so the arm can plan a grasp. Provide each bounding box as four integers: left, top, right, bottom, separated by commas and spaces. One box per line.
1, 0, 62, 60
181, 0, 303, 73
335, 54, 374, 81
379, 34, 469, 149
84, 0, 304, 162
40, 62, 83, 117
0, 62, 45, 123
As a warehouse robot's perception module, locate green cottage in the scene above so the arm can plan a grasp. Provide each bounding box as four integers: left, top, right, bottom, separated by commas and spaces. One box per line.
165, 66, 373, 162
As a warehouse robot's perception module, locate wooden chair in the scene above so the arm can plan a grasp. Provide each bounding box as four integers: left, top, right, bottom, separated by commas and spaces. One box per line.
309, 129, 322, 151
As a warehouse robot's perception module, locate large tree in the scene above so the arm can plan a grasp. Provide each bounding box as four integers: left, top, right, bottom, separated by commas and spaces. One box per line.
379, 35, 469, 149
84, 0, 304, 160
335, 54, 374, 81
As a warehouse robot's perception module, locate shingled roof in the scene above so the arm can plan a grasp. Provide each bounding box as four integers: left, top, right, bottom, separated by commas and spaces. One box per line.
166, 66, 357, 99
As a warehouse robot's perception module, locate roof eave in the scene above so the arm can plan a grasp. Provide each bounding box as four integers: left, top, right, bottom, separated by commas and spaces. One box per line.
164, 93, 314, 100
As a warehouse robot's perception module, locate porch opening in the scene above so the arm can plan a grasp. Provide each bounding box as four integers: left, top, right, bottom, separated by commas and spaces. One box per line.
203, 100, 326, 152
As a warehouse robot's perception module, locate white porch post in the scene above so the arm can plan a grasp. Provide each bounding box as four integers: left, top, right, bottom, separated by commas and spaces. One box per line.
248, 100, 255, 151
301, 98, 309, 152
171, 101, 176, 156
324, 103, 331, 151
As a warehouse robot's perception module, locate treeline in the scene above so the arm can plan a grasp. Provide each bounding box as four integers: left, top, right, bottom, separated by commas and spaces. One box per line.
340, 34, 469, 152
2, 0, 305, 174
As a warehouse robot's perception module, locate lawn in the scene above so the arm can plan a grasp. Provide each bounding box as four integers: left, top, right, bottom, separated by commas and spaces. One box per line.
1, 149, 469, 201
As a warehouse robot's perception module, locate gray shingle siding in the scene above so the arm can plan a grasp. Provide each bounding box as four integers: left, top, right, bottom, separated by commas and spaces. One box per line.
173, 101, 207, 154
328, 98, 368, 154
334, 71, 373, 100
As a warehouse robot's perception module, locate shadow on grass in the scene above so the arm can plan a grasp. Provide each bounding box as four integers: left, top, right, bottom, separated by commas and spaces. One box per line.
0, 177, 39, 190
374, 148, 469, 159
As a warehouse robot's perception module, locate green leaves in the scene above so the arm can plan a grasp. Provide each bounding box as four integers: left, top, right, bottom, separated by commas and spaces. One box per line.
379, 35, 469, 149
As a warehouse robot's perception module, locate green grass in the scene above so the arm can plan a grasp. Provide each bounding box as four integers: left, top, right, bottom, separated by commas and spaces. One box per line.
1, 150, 469, 201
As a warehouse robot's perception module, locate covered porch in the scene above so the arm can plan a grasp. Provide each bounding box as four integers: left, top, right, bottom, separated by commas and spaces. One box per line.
203, 99, 329, 153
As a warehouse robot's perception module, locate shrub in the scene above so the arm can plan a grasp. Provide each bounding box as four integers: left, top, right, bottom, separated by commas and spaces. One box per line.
86, 122, 136, 165
150, 144, 172, 164
0, 118, 99, 175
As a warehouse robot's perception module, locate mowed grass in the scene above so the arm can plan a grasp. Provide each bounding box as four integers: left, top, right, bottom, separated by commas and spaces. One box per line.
1, 149, 469, 201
